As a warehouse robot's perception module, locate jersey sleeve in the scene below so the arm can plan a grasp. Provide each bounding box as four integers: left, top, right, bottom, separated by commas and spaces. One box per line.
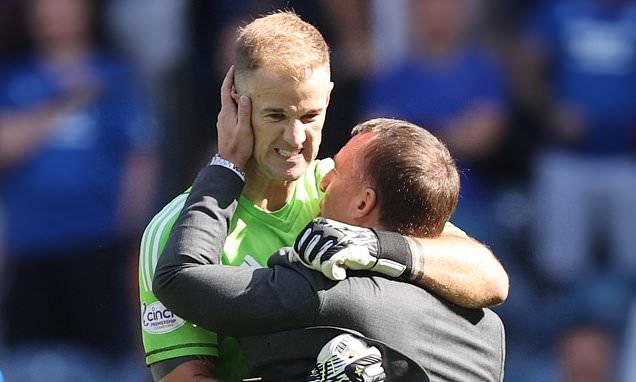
138, 192, 219, 365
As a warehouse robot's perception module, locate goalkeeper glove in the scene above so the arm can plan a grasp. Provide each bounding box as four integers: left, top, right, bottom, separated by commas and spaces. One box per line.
292, 218, 413, 281
306, 334, 386, 382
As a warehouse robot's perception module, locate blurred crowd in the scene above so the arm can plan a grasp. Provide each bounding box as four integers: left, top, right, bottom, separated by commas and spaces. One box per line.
0, 0, 635, 381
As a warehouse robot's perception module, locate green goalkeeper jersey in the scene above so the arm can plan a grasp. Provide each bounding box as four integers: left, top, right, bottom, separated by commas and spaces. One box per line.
139, 159, 333, 380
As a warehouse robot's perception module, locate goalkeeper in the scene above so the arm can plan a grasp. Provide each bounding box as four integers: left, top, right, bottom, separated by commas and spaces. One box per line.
153, 118, 506, 381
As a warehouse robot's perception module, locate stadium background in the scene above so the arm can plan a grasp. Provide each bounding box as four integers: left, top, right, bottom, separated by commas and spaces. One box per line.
1, 0, 635, 381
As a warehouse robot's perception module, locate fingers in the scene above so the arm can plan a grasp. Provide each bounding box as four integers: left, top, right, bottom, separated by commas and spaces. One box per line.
267, 251, 294, 267
324, 263, 347, 281
322, 253, 348, 281
237, 95, 252, 133
221, 65, 234, 93
304, 234, 322, 263
231, 85, 239, 104
220, 66, 236, 110
295, 225, 313, 252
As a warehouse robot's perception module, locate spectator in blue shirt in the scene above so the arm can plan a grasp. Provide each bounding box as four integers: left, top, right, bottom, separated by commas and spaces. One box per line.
0, 0, 159, 359
359, 0, 508, 246
516, 1, 636, 380
522, 0, 636, 286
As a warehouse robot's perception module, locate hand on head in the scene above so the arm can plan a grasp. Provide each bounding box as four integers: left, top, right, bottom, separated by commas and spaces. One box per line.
216, 66, 254, 170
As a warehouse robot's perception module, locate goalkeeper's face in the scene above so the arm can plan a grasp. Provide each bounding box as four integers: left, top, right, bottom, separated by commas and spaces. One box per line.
320, 133, 376, 225
241, 66, 333, 183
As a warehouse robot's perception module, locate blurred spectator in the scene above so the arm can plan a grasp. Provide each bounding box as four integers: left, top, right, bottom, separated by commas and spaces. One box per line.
316, 0, 372, 158
512, 0, 636, 381
360, 0, 507, 246
558, 325, 616, 382
552, 279, 629, 382
369, 0, 409, 72
522, 0, 636, 286
107, 0, 189, 91
515, 2, 636, 376
106, 0, 190, 209
0, 0, 158, 362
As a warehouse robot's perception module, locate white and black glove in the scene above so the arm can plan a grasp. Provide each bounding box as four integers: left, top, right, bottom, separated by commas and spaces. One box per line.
291, 218, 413, 281
307, 334, 385, 382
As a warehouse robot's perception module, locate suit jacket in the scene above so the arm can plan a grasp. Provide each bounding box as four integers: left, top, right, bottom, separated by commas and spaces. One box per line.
153, 165, 506, 381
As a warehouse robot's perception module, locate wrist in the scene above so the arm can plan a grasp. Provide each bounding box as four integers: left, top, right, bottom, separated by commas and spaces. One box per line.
404, 237, 425, 283
370, 229, 412, 280
216, 151, 248, 170
209, 154, 246, 182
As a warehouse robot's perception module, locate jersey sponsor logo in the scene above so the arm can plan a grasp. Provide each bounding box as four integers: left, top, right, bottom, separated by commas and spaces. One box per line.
141, 301, 185, 334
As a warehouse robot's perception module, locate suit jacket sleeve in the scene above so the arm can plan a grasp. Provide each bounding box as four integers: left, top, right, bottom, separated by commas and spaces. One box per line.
152, 165, 321, 337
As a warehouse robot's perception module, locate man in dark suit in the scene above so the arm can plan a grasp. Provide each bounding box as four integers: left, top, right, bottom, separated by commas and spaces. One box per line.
153, 118, 505, 381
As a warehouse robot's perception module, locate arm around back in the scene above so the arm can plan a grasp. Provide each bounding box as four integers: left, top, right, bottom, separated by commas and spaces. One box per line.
406, 225, 509, 308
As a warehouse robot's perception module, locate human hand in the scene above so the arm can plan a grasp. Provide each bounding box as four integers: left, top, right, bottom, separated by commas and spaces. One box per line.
292, 218, 409, 280
216, 66, 253, 170
292, 218, 412, 280
293, 218, 377, 280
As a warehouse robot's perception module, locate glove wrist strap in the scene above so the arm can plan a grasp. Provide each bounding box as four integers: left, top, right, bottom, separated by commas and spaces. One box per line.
371, 229, 413, 281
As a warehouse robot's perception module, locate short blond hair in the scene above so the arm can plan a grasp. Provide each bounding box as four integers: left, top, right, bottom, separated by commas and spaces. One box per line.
235, 10, 330, 83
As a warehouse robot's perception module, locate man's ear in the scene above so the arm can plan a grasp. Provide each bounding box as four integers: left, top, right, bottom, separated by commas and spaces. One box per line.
354, 187, 377, 219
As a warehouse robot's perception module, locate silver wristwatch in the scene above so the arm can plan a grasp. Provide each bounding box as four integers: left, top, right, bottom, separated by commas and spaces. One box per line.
209, 154, 246, 182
